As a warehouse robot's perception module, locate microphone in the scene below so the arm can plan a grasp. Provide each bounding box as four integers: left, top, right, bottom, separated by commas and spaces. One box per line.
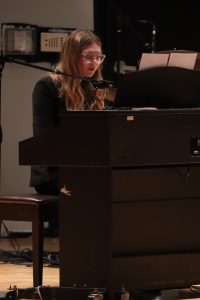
90, 79, 114, 89
0, 56, 114, 90
54, 68, 114, 89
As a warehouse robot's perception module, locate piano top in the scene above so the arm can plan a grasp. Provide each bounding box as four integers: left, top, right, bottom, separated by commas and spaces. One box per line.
19, 109, 200, 167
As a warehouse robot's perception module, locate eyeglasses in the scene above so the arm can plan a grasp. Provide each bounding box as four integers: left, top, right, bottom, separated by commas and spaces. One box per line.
81, 54, 106, 64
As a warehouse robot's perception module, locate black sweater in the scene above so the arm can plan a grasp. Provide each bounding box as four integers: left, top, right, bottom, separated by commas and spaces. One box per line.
30, 76, 65, 187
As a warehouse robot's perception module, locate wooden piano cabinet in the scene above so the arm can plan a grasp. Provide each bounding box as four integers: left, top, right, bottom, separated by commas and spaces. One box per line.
19, 110, 200, 290
59, 164, 200, 290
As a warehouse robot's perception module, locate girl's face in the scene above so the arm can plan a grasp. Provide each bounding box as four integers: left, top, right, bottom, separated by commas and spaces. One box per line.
78, 43, 104, 78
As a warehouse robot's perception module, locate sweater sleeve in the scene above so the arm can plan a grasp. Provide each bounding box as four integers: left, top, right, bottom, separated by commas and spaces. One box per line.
30, 77, 60, 188
32, 76, 60, 136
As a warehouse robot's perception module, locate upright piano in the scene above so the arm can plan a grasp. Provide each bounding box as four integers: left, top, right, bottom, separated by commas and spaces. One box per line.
19, 109, 200, 290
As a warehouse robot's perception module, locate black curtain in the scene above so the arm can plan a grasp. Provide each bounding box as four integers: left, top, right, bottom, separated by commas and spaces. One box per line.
94, 0, 200, 81
94, 0, 147, 80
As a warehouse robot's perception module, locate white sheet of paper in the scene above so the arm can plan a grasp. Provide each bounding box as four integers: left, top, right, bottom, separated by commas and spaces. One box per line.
139, 53, 169, 70
168, 52, 197, 69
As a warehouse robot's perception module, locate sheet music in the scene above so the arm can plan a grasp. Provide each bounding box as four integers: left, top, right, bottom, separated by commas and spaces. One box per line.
139, 52, 197, 70
168, 52, 197, 69
139, 53, 169, 70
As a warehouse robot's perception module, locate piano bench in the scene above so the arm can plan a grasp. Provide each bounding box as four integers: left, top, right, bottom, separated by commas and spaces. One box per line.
0, 193, 60, 287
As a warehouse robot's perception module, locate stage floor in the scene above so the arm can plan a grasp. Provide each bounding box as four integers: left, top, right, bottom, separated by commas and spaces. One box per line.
1, 236, 200, 299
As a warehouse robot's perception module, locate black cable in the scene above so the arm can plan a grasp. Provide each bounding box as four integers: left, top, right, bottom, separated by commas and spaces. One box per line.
1, 221, 59, 267
0, 248, 60, 267
1, 221, 20, 253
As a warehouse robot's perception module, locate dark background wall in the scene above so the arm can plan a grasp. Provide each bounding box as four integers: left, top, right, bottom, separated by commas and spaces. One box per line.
94, 0, 200, 80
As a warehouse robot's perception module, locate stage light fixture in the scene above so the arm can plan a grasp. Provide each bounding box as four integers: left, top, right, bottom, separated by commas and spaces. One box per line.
1, 23, 37, 56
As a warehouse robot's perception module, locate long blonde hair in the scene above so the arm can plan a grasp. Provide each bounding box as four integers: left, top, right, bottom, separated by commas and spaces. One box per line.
50, 29, 106, 110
